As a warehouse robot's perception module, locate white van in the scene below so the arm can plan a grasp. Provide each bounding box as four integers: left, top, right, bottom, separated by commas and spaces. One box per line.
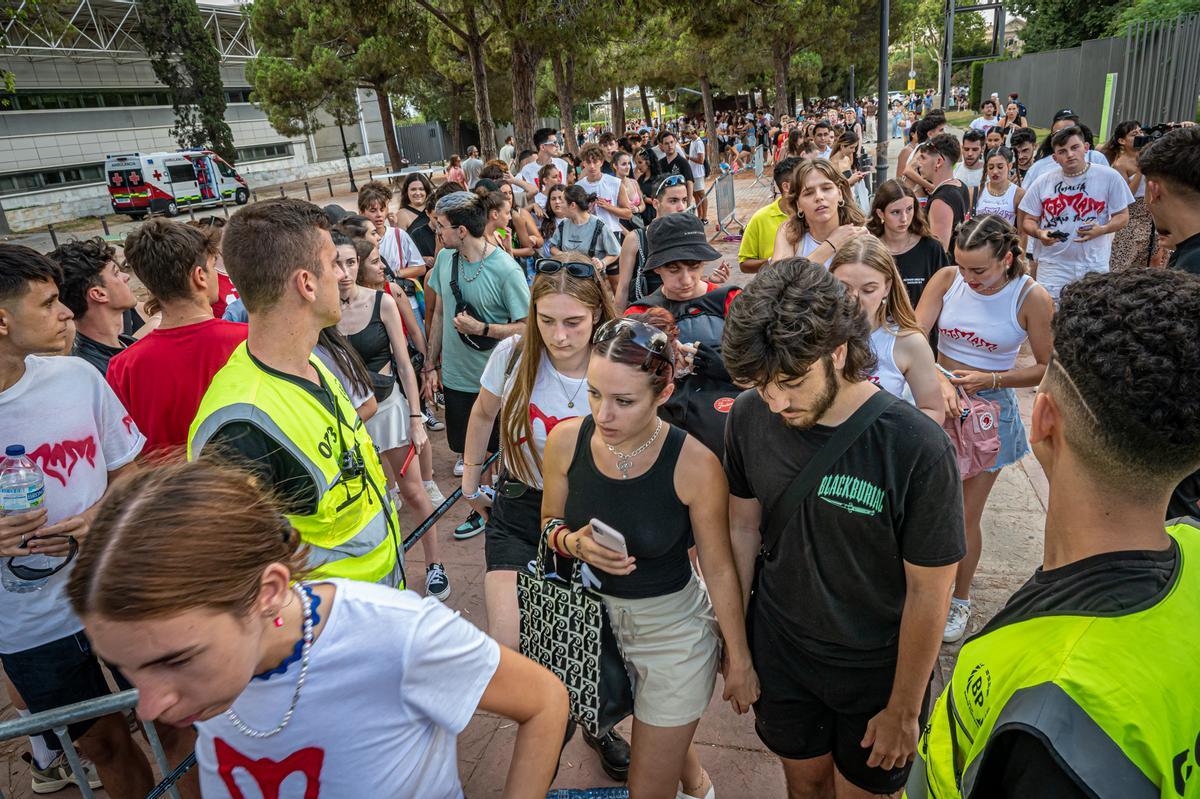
105, 149, 250, 219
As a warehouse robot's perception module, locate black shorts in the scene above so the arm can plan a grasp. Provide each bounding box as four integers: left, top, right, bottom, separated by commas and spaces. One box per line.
484, 477, 543, 572
442, 386, 499, 454
750, 612, 930, 794
1, 631, 131, 750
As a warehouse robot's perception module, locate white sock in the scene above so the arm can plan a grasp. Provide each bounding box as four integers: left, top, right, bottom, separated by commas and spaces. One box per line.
951, 597, 971, 609
17, 709, 56, 769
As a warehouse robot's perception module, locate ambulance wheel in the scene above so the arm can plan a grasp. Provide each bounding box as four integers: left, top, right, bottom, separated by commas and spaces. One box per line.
235, 187, 249, 205
166, 200, 179, 217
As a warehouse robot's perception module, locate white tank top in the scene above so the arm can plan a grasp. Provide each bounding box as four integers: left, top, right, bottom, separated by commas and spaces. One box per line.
868, 325, 909, 399
799, 232, 833, 267
937, 274, 1033, 370
973, 182, 1018, 224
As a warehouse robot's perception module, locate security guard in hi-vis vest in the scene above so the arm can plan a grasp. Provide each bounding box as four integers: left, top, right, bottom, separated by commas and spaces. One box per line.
187, 198, 403, 588
907, 269, 1200, 799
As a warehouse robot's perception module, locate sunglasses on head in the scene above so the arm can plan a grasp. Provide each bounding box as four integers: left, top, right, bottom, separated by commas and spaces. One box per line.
593, 318, 672, 371
534, 258, 598, 279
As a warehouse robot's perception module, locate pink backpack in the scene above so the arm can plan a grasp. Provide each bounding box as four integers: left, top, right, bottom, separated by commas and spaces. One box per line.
942, 386, 1000, 480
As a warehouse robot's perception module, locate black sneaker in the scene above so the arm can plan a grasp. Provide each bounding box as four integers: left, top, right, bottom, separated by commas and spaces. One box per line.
425, 563, 450, 600
453, 511, 485, 540
583, 728, 630, 781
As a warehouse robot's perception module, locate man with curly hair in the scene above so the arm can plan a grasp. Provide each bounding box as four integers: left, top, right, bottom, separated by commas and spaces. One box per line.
722, 257, 964, 797
49, 237, 138, 374
909, 268, 1200, 798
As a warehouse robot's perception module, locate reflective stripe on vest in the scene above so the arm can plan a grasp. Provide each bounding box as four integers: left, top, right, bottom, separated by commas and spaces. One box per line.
187, 345, 403, 588
908, 523, 1200, 799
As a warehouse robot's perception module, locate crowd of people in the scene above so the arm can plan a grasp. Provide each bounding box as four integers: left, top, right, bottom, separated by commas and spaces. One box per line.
0, 90, 1198, 799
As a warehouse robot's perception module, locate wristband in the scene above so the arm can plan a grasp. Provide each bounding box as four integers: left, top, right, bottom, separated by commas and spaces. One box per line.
554, 528, 573, 559
409, 413, 423, 418
463, 487, 482, 500
483, 323, 491, 337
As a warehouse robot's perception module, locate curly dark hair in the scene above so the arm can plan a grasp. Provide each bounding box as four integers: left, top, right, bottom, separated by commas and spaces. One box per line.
49, 237, 117, 320
722, 257, 875, 388
1051, 269, 1200, 487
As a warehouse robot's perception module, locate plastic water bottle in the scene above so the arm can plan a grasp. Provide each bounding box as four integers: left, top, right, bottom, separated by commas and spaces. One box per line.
0, 445, 52, 593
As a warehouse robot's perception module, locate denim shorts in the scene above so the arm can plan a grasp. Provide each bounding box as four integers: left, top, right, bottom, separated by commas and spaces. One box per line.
978, 387, 1030, 472
1, 631, 130, 750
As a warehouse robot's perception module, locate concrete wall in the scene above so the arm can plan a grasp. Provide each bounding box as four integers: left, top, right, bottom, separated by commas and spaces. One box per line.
1, 153, 386, 231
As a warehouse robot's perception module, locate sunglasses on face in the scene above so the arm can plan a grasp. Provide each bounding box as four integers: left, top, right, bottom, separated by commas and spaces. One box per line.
534, 258, 598, 279
593, 318, 672, 370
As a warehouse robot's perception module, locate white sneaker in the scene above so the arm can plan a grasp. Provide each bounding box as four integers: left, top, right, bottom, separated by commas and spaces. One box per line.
424, 480, 446, 505
943, 601, 971, 643
26, 751, 102, 794
387, 485, 403, 512
453, 457, 465, 477
677, 770, 715, 799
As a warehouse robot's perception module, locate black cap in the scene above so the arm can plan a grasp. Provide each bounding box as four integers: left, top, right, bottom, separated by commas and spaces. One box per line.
1052, 108, 1079, 123
644, 214, 720, 270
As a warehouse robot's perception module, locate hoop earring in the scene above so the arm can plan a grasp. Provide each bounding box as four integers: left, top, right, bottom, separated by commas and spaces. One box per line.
837, 198, 845, 207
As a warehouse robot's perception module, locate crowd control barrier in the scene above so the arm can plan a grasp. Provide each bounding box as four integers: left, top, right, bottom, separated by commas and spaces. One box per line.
0, 450, 502, 798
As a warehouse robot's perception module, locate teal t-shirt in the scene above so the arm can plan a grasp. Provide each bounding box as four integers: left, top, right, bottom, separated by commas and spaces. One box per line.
430, 245, 531, 392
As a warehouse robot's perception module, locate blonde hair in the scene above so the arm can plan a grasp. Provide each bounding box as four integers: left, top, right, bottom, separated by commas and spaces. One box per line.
501, 253, 617, 485
68, 460, 309, 620
784, 158, 866, 247
829, 236, 921, 334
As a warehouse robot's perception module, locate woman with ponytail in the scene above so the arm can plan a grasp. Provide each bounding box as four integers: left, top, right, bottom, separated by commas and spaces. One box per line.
68, 460, 568, 799
915, 215, 1054, 644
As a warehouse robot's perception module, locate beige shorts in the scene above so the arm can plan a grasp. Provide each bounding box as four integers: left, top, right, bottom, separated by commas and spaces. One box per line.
602, 573, 720, 727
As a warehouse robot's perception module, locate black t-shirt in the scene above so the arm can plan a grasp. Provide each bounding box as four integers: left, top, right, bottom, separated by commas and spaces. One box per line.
1170, 472, 1200, 520
929, 182, 971, 259
723, 389, 965, 665
658, 153, 692, 184
72, 332, 133, 376
1168, 231, 1200, 275
203, 352, 340, 515
970, 543, 1179, 798
892, 236, 950, 309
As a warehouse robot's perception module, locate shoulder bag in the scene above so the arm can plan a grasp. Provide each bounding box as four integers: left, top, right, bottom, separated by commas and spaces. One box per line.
449, 250, 501, 352
942, 385, 1000, 479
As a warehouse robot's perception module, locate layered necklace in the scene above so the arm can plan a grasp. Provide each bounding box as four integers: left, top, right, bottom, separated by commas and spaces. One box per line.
606, 418, 663, 478
225, 583, 313, 739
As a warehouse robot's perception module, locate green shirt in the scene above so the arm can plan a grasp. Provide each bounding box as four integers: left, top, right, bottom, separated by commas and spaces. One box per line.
738, 198, 789, 264
429, 245, 530, 392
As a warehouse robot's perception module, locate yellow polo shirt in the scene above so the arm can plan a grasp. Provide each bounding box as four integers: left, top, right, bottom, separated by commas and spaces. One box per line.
738, 198, 789, 264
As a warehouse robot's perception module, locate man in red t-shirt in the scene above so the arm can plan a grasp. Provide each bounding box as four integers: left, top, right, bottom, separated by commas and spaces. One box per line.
108, 219, 247, 455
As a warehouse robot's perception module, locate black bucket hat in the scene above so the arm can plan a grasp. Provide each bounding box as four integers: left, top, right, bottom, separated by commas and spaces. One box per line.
644, 214, 720, 271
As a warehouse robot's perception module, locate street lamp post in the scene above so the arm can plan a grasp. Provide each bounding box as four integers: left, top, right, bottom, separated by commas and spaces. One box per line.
337, 122, 358, 193
875, 0, 890, 187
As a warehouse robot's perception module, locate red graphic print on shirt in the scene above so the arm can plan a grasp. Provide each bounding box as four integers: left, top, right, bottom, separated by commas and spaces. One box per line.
937, 327, 999, 353
215, 739, 324, 799
29, 437, 97, 487
121, 415, 135, 435
527, 403, 574, 439
1042, 192, 1107, 221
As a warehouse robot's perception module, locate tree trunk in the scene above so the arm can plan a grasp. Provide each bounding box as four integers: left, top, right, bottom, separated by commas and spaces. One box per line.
464, 31, 498, 160
448, 88, 463, 159
373, 85, 403, 173
699, 72, 719, 171
772, 44, 790, 119
510, 38, 540, 153
638, 85, 652, 125
551, 50, 578, 156
610, 85, 625, 135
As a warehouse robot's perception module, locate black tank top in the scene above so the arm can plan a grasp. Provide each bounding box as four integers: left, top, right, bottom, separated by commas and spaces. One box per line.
407, 210, 437, 257
563, 416, 692, 599
930, 182, 971, 258
346, 291, 392, 374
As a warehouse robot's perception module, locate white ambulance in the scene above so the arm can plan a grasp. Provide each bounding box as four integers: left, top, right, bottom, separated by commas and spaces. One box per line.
105, 149, 250, 219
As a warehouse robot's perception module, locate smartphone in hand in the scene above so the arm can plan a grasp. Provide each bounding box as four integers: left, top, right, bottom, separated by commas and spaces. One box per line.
590, 518, 628, 558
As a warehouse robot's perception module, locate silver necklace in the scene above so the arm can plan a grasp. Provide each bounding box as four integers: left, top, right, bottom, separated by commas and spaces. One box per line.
606, 418, 663, 479
550, 361, 584, 409
225, 584, 313, 739
462, 243, 490, 283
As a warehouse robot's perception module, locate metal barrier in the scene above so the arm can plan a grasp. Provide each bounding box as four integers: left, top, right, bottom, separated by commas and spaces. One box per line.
748, 146, 770, 191
0, 453, 499, 798
710, 173, 744, 241
0, 690, 187, 799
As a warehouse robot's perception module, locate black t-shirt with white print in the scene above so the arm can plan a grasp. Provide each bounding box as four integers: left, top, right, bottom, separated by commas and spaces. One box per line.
724, 388, 965, 666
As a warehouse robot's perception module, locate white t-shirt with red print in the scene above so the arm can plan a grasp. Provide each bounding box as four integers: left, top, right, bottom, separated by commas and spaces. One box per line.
480, 335, 584, 489
0, 356, 144, 653
196, 580, 499, 799
1019, 161, 1134, 268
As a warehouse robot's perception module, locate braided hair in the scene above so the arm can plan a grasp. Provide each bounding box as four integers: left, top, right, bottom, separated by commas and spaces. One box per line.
955, 214, 1026, 279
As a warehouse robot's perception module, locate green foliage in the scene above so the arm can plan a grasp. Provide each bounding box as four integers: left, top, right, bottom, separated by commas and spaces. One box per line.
1109, 0, 1200, 33
969, 58, 997, 108
1007, 0, 1131, 52
135, 0, 235, 162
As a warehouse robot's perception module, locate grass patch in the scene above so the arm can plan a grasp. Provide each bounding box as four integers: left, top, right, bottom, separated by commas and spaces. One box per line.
943, 110, 1050, 140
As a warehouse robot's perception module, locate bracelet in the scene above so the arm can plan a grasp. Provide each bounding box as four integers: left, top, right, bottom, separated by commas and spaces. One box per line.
409, 413, 423, 418
463, 460, 486, 468
482, 323, 491, 337
991, 372, 999, 390
463, 487, 482, 500
549, 526, 564, 556
554, 528, 574, 559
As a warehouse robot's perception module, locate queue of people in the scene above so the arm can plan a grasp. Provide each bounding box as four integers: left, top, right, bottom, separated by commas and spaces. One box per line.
0, 110, 1197, 799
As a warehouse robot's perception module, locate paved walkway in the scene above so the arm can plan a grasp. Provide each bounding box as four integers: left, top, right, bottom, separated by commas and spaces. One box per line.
0, 138, 1051, 798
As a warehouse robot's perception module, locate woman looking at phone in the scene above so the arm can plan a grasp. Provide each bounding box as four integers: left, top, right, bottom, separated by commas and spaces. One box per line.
541, 312, 759, 799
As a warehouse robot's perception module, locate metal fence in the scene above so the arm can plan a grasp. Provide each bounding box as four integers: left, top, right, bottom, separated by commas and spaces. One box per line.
981, 12, 1200, 130
0, 452, 498, 798
1117, 13, 1200, 125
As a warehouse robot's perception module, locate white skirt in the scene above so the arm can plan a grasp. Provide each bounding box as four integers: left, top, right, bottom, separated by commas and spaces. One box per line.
365, 378, 411, 452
